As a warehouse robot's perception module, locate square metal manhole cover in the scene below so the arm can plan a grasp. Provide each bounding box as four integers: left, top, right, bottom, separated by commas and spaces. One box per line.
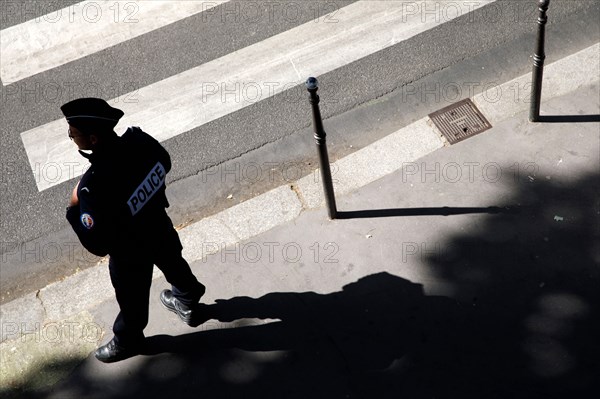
428, 98, 492, 144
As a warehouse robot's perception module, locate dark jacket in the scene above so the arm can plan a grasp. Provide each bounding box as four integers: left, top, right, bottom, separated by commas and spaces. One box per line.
66, 127, 172, 256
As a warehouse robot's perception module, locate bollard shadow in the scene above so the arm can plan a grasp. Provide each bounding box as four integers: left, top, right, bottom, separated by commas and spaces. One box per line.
337, 205, 518, 219
537, 114, 600, 123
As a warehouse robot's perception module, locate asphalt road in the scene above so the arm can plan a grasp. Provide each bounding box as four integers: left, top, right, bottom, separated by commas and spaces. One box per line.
1, 0, 598, 303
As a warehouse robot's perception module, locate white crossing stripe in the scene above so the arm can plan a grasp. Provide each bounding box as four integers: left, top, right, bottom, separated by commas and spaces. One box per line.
20, 0, 495, 192
0, 0, 229, 85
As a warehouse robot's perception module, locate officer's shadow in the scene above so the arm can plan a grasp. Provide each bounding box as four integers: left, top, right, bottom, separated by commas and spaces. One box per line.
139, 272, 476, 396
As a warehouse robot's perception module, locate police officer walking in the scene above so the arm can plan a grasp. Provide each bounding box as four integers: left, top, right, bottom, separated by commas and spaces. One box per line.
62, 98, 206, 363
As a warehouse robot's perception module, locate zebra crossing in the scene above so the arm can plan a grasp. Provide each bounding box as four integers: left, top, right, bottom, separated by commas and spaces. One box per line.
0, 1, 230, 83
2, 0, 496, 192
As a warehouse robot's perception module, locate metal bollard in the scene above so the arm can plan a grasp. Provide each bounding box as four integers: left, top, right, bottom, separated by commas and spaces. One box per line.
529, 0, 550, 122
306, 77, 337, 220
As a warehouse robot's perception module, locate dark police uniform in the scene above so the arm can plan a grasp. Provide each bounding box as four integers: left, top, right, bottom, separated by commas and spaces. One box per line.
63, 99, 204, 349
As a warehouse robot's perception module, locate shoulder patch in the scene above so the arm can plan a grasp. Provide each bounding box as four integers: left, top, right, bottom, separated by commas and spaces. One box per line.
80, 213, 94, 229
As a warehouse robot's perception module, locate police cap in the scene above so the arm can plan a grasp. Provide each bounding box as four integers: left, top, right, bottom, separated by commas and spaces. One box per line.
61, 98, 124, 134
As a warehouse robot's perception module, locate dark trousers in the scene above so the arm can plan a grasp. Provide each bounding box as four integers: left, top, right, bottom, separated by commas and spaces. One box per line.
108, 214, 205, 347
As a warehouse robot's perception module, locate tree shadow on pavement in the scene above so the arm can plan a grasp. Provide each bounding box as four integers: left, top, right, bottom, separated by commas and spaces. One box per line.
420, 170, 600, 398
42, 272, 466, 399
17, 171, 600, 399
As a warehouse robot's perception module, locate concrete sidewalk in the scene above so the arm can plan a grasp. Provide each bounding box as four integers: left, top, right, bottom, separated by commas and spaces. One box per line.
1, 44, 599, 398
